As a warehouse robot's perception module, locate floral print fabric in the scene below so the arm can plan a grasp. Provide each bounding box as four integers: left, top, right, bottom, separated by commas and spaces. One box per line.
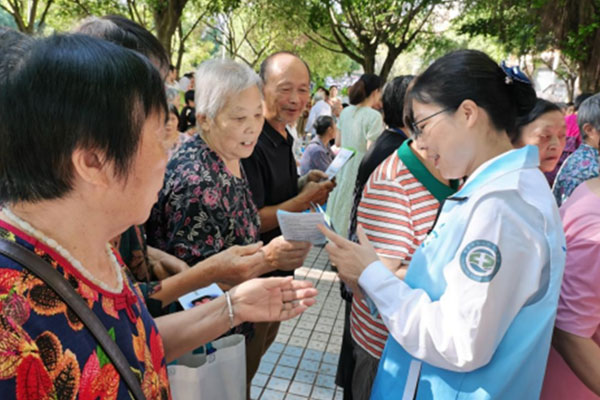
147, 135, 260, 266
0, 221, 171, 400
552, 143, 600, 206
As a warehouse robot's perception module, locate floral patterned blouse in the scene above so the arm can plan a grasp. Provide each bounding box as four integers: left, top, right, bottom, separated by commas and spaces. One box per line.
552, 143, 600, 206
0, 220, 170, 400
146, 135, 260, 265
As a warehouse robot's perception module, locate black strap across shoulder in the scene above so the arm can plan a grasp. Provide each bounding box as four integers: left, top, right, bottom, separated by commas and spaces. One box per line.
0, 238, 146, 400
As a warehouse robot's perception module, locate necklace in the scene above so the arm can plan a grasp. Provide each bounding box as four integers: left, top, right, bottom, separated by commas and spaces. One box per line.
3, 207, 124, 293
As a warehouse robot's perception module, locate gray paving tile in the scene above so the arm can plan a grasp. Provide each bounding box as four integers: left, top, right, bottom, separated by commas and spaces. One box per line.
316, 373, 337, 389
268, 342, 285, 353
287, 336, 308, 347
275, 333, 289, 344
278, 355, 300, 368
258, 361, 275, 375
266, 376, 290, 392
251, 385, 263, 399
252, 372, 269, 387
326, 343, 341, 354
319, 362, 337, 376
323, 352, 340, 365
283, 345, 304, 357
261, 388, 286, 400
297, 320, 315, 330
285, 394, 307, 400
293, 328, 311, 338
262, 350, 281, 364
288, 381, 312, 396
272, 365, 295, 380
311, 386, 335, 400
303, 349, 323, 361
307, 339, 327, 351
298, 358, 319, 372
329, 335, 343, 346
294, 369, 316, 384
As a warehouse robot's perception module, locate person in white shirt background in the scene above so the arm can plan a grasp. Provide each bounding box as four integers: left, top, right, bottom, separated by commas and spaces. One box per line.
305, 89, 332, 135
319, 49, 567, 400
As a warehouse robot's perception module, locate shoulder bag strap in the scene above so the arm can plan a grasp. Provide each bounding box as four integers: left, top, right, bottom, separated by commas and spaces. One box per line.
0, 238, 146, 400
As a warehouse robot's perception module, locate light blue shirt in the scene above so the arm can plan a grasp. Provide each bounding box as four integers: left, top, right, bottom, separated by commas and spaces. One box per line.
360, 146, 566, 399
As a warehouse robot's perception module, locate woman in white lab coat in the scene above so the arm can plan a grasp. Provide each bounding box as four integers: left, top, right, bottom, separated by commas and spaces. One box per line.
319, 49, 566, 400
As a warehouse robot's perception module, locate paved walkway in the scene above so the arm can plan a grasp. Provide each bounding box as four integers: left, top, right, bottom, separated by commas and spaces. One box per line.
250, 246, 345, 400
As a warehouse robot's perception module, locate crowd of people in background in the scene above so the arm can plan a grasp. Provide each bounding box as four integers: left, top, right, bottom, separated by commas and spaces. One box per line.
0, 11, 599, 400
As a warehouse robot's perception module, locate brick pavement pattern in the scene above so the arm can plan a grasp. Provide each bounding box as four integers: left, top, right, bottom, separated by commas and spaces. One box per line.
250, 246, 345, 400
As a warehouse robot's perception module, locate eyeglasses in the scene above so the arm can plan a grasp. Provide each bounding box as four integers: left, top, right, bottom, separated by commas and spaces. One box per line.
409, 108, 451, 138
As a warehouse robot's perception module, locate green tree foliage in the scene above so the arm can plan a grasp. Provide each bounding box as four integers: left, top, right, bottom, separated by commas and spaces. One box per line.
459, 0, 600, 93
274, 0, 450, 82
1, 0, 55, 33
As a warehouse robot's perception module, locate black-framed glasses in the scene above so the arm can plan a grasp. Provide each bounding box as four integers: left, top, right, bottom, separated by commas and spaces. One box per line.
410, 108, 451, 138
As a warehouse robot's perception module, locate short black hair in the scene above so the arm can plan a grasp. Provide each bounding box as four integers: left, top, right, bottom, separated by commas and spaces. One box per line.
184, 90, 195, 105
0, 34, 167, 203
259, 51, 311, 83
513, 99, 561, 143
74, 15, 169, 78
382, 75, 414, 128
405, 49, 537, 138
315, 115, 335, 136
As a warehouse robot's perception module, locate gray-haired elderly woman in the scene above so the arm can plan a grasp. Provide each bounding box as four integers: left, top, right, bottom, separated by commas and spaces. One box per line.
146, 58, 313, 386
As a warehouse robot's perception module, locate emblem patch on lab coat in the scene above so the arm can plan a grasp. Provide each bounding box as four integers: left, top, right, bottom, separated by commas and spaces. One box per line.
460, 240, 501, 282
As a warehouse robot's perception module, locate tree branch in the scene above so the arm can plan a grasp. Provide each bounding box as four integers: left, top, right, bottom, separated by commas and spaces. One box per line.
37, 0, 54, 28
71, 0, 90, 15
181, 11, 206, 42
28, 0, 41, 30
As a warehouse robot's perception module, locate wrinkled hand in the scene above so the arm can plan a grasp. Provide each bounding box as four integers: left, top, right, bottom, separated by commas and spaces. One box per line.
298, 169, 329, 191
209, 242, 265, 287
263, 236, 311, 272
318, 224, 378, 299
147, 246, 189, 280
306, 169, 329, 183
300, 180, 335, 206
229, 276, 318, 324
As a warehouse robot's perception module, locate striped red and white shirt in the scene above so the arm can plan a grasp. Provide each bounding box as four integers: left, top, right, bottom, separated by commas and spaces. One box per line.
350, 140, 457, 358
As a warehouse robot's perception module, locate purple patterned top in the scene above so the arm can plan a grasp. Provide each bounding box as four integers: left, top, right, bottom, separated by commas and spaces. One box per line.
146, 135, 260, 265
552, 143, 600, 206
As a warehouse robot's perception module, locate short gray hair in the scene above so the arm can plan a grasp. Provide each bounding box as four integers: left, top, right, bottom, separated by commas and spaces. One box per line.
195, 59, 262, 125
577, 93, 600, 140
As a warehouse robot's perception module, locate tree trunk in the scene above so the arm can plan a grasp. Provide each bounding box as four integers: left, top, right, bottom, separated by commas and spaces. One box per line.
378, 46, 401, 83
361, 46, 377, 75
153, 0, 188, 58
577, 28, 600, 93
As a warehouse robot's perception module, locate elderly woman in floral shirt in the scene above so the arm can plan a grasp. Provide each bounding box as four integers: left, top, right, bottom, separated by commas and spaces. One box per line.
146, 58, 312, 386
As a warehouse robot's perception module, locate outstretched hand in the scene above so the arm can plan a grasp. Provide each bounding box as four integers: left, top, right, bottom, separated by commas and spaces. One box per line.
229, 277, 318, 323
318, 224, 379, 298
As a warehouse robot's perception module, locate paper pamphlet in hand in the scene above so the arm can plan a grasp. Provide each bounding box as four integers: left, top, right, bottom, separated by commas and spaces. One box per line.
325, 148, 355, 180
277, 209, 331, 245
178, 283, 224, 310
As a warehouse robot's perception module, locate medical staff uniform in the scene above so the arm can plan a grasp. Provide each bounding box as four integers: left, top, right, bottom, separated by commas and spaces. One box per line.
359, 145, 566, 399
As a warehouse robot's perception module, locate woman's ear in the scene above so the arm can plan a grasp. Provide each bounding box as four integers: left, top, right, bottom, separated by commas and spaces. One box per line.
197, 113, 210, 133
71, 147, 110, 188
457, 99, 480, 129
